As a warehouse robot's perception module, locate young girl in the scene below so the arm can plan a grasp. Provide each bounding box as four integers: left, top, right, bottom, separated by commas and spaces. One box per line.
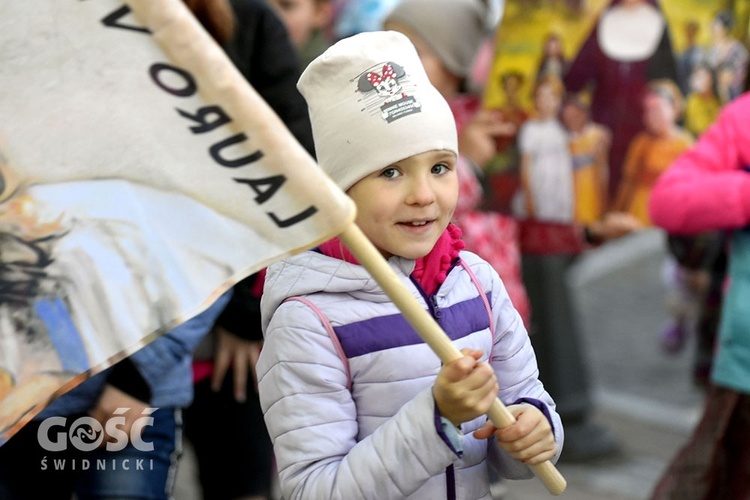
512, 73, 574, 223
256, 31, 562, 499
560, 93, 611, 225
612, 79, 693, 225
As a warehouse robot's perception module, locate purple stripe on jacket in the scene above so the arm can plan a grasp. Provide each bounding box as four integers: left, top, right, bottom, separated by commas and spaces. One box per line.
334, 293, 493, 358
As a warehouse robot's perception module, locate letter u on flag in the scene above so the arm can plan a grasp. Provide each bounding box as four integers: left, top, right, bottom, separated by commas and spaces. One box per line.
0, 0, 354, 444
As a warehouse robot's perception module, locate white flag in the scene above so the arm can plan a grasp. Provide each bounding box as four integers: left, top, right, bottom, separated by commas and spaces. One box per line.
0, 0, 354, 443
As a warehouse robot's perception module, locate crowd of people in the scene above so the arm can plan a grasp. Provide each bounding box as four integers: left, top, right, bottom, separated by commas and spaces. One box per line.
1, 0, 748, 499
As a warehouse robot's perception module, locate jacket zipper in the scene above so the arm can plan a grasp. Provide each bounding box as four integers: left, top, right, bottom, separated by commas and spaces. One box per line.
410, 270, 459, 500
410, 276, 438, 319
446, 464, 456, 500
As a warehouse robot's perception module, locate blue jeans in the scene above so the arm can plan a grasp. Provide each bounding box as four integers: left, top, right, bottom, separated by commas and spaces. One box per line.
0, 407, 181, 500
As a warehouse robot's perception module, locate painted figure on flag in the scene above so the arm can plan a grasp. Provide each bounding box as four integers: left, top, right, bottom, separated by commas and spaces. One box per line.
0, 0, 354, 443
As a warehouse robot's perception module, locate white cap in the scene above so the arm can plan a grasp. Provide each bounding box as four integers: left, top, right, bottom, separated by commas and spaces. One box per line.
297, 31, 458, 192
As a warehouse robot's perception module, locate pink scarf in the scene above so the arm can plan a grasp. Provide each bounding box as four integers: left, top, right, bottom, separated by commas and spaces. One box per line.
318, 224, 465, 295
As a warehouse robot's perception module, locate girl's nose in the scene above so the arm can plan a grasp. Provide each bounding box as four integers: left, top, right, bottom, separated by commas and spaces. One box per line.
405, 176, 436, 205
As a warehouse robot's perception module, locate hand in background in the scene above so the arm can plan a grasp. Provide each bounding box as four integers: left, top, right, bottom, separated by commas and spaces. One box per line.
90, 385, 150, 448
589, 211, 644, 242
211, 325, 263, 402
459, 109, 517, 168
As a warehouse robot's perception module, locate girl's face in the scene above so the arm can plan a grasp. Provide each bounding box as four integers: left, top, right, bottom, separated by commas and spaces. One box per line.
717, 67, 734, 90
711, 19, 728, 41
545, 36, 562, 57
503, 75, 522, 97
534, 83, 561, 118
561, 102, 587, 132
689, 67, 712, 94
346, 150, 458, 260
269, 0, 330, 49
642, 92, 676, 135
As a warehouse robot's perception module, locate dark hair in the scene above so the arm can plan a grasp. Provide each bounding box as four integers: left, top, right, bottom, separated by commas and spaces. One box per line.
714, 11, 734, 31
183, 0, 235, 45
562, 92, 590, 115
501, 70, 525, 86
533, 73, 565, 100
647, 78, 684, 116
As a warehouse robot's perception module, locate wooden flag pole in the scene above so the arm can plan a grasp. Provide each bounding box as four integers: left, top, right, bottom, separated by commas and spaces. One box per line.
339, 223, 567, 496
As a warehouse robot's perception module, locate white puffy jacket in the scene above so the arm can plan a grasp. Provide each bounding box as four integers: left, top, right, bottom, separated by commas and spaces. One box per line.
257, 249, 563, 500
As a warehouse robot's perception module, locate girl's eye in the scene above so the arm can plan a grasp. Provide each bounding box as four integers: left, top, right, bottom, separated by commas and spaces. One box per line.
432, 163, 449, 175
381, 167, 401, 179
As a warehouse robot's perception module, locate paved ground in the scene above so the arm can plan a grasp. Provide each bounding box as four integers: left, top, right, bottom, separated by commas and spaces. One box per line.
500, 229, 705, 500
175, 228, 707, 500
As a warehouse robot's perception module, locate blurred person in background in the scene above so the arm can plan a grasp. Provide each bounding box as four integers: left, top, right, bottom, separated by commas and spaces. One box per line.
0, 295, 229, 500
511, 73, 573, 224
609, 79, 700, 359
266, 0, 334, 70
182, 1, 314, 498
611, 79, 693, 225
332, 0, 402, 40
560, 92, 611, 225
648, 73, 750, 500
683, 63, 721, 139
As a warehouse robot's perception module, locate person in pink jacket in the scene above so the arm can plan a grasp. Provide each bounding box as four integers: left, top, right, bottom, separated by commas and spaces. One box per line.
648, 87, 750, 499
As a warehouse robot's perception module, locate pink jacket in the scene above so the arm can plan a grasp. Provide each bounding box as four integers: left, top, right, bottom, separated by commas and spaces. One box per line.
649, 92, 750, 235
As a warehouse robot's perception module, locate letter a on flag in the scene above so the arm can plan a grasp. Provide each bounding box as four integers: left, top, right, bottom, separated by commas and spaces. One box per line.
0, 0, 354, 444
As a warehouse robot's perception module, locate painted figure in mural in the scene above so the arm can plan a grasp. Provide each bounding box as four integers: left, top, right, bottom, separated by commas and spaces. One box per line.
511, 73, 573, 223
492, 71, 529, 157
611, 79, 693, 226
560, 93, 611, 225
706, 11, 749, 104
536, 31, 568, 80
484, 70, 529, 213
675, 19, 705, 97
684, 62, 721, 138
564, 0, 678, 200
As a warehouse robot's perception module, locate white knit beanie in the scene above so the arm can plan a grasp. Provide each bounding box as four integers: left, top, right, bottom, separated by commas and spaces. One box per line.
384, 0, 492, 78
297, 30, 458, 192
